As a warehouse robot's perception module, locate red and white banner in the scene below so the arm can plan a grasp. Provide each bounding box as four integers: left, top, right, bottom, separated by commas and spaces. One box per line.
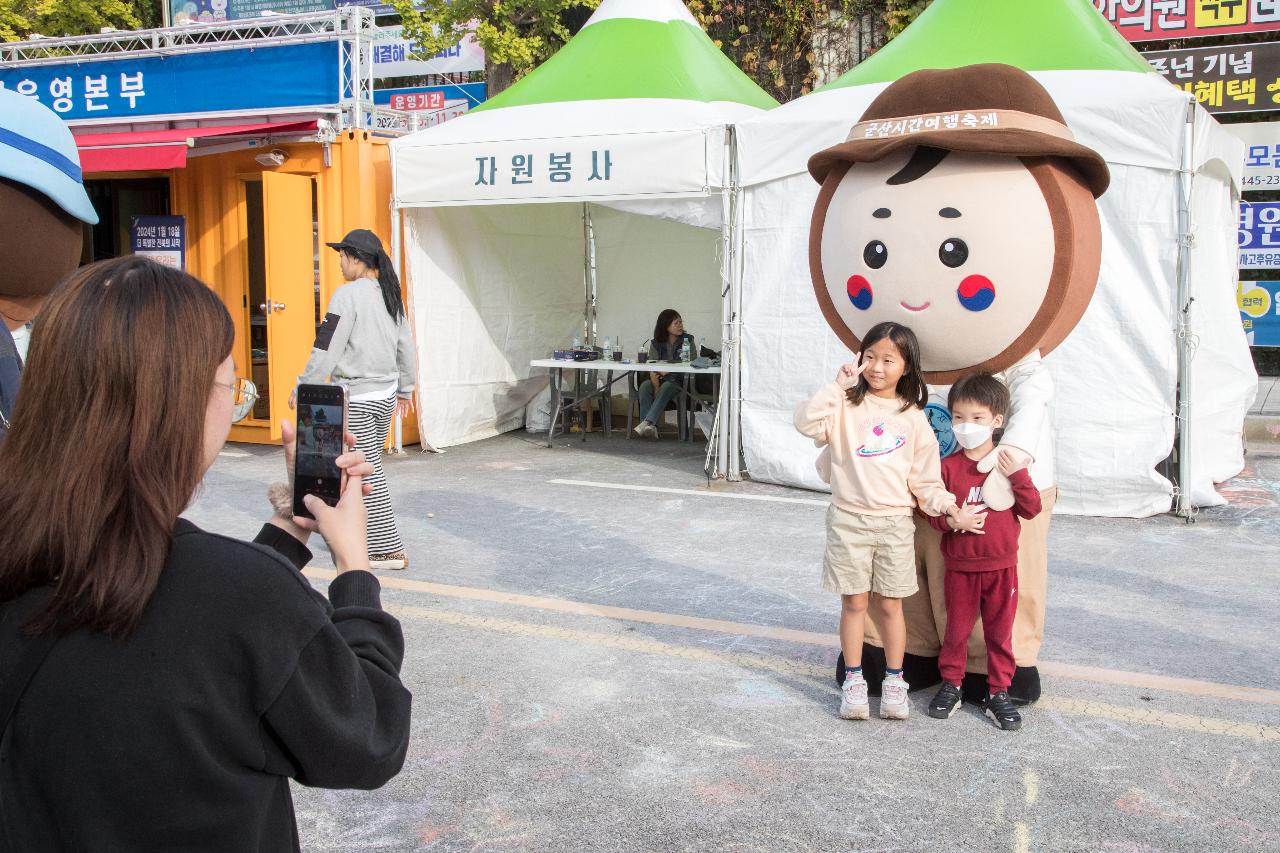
1095, 0, 1280, 42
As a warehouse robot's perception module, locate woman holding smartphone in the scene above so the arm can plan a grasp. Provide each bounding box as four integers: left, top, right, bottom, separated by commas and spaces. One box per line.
293, 229, 417, 570
0, 257, 411, 851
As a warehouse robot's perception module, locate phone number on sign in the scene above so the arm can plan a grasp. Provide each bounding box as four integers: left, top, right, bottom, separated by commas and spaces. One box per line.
1244, 174, 1280, 186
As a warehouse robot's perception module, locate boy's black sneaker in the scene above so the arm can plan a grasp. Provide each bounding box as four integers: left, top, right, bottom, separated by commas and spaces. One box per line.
984, 691, 1023, 731
928, 682, 963, 719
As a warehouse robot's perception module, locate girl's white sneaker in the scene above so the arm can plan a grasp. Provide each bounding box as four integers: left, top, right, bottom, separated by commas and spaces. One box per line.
839, 674, 870, 720
880, 674, 911, 720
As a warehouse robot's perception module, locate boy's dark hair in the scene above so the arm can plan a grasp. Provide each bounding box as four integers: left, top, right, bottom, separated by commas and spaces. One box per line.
845, 321, 929, 412
948, 372, 1010, 418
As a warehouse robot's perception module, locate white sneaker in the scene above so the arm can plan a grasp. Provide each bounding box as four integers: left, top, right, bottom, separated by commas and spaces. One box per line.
633, 421, 659, 440
839, 674, 870, 720
880, 674, 910, 720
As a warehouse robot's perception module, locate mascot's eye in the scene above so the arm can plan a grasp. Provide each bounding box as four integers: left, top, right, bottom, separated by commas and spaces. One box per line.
939, 238, 968, 268
863, 240, 887, 270
956, 274, 996, 312
846, 275, 873, 311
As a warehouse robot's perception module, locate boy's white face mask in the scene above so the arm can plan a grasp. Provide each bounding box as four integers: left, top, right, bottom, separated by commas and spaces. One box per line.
952, 422, 993, 450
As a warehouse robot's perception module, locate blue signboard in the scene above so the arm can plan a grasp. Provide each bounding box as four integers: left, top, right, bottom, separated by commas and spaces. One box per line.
374, 83, 487, 109
0, 42, 340, 121
1238, 201, 1280, 268
1239, 280, 1280, 346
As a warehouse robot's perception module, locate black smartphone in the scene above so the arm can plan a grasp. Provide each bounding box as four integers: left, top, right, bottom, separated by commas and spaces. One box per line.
293, 383, 348, 519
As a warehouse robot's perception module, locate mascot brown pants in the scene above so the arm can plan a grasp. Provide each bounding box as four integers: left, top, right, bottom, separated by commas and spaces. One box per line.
865, 487, 1055, 677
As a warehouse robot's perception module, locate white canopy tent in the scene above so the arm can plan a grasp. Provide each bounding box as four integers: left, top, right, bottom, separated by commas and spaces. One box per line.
732, 0, 1256, 517
390, 0, 775, 474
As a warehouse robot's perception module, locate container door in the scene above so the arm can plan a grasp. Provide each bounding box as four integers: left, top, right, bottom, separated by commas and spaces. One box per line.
262, 171, 316, 440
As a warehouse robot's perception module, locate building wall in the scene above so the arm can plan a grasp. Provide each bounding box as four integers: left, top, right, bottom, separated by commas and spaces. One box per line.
164, 132, 416, 445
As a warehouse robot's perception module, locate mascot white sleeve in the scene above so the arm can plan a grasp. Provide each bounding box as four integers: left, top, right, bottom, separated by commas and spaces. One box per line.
805, 63, 1108, 704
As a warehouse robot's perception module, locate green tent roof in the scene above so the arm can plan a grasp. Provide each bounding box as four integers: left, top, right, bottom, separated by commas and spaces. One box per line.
473, 1, 777, 113
822, 0, 1152, 91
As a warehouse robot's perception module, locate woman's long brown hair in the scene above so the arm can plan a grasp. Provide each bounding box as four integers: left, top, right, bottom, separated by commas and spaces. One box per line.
0, 257, 234, 638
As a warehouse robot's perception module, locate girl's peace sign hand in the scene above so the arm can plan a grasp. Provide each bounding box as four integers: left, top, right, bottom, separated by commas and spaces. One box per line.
835, 355, 867, 390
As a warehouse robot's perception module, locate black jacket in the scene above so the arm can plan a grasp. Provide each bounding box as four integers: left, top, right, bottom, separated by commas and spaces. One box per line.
0, 326, 21, 445
0, 520, 412, 852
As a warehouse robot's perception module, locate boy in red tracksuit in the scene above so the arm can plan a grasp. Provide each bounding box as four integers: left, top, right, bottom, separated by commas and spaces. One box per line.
926, 373, 1042, 731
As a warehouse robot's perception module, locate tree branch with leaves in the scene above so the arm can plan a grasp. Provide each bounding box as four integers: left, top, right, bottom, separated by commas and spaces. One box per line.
388, 0, 601, 96
1, 0, 159, 42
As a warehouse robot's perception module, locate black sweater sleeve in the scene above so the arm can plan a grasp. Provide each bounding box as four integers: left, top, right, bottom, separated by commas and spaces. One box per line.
252, 523, 312, 570
258, 570, 412, 790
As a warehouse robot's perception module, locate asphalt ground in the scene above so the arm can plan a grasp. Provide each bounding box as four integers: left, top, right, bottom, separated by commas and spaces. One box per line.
189, 431, 1280, 852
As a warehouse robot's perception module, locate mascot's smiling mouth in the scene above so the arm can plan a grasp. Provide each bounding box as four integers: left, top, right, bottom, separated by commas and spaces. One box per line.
899, 301, 931, 312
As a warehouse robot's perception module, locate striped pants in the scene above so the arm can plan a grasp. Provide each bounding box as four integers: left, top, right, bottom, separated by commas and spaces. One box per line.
349, 395, 403, 557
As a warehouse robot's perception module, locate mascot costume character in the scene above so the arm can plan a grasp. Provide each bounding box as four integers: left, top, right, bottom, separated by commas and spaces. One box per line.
0, 89, 98, 445
807, 64, 1109, 705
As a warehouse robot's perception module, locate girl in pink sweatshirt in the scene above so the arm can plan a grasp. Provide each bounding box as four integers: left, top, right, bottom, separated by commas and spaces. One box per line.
794, 322, 963, 721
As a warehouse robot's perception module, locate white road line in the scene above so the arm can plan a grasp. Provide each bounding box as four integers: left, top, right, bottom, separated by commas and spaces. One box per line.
548, 478, 828, 506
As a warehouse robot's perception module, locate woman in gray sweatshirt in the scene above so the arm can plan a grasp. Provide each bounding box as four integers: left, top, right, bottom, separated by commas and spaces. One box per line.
293, 229, 417, 569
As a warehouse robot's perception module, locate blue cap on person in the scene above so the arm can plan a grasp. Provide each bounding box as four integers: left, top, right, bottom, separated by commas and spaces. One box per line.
0, 88, 99, 225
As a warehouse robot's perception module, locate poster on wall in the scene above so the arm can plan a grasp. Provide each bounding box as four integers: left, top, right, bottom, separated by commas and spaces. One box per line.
371, 25, 485, 78
131, 216, 186, 270
1143, 41, 1280, 113
169, 0, 332, 24
1239, 280, 1280, 345
1226, 120, 1280, 187
1096, 0, 1280, 42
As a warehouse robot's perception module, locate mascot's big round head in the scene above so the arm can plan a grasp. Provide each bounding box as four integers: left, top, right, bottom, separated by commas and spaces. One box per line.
808, 64, 1109, 384
0, 89, 98, 311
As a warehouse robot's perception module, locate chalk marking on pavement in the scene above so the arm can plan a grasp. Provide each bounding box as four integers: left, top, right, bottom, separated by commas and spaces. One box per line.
304, 571, 1280, 707
547, 478, 829, 506
385, 604, 829, 680
1024, 770, 1039, 806
1013, 823, 1030, 853
1036, 697, 1280, 743
305, 569, 838, 648
1035, 662, 1280, 707
383, 603, 1280, 745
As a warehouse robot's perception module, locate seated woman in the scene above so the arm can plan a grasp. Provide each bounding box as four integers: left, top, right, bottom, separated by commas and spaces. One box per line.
633, 308, 695, 440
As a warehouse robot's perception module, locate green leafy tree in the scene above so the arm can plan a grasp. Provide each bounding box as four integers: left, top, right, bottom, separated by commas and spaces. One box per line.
1, 0, 158, 41
689, 1, 900, 101
389, 0, 601, 96
884, 0, 931, 38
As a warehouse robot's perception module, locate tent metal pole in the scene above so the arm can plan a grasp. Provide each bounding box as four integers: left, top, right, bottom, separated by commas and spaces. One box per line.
389, 202, 405, 455
583, 202, 599, 347
727, 126, 744, 482
715, 127, 735, 480
1174, 96, 1196, 520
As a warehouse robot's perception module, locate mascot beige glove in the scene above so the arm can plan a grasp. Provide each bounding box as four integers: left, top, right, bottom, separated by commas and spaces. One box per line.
975, 449, 1015, 511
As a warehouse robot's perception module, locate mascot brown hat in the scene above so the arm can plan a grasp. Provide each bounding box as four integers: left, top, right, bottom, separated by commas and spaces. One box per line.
808, 63, 1109, 198
807, 63, 1109, 384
